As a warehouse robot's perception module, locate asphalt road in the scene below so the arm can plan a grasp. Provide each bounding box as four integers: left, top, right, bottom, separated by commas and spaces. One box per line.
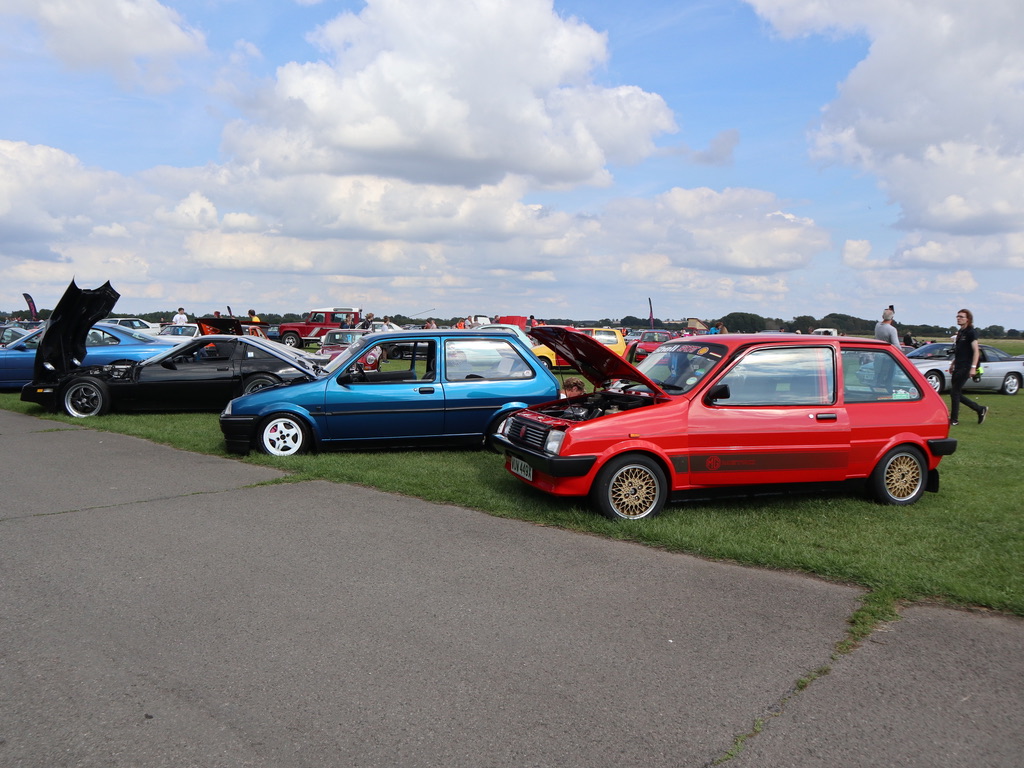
1, 409, 1021, 767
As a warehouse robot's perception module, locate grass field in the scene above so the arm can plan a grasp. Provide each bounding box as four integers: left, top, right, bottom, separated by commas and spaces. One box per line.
2, 339, 1022, 643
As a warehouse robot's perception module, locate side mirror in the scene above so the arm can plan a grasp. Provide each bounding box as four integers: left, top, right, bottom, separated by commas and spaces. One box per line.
161, 360, 177, 370
706, 383, 731, 403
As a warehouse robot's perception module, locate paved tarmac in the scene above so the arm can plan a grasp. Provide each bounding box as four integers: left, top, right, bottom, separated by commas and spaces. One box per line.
0, 408, 1020, 767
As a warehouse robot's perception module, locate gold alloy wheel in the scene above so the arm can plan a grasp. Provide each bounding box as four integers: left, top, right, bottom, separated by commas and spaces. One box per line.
883, 452, 923, 501
608, 463, 660, 518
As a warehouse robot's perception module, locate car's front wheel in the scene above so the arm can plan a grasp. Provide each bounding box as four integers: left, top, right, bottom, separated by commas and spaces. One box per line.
241, 373, 280, 395
869, 445, 926, 505
924, 370, 944, 393
61, 377, 111, 418
590, 454, 667, 521
281, 332, 303, 348
1000, 373, 1020, 395
257, 414, 310, 456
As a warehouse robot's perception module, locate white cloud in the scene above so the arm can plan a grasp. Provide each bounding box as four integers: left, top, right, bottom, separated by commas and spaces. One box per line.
222, 0, 676, 187
749, 0, 1024, 261
1, 0, 206, 89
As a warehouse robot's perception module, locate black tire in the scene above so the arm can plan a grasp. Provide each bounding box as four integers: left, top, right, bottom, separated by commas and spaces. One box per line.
241, 373, 280, 395
1000, 373, 1020, 396
869, 445, 926, 505
590, 454, 667, 521
924, 370, 944, 393
539, 357, 552, 370
281, 332, 303, 348
61, 377, 111, 418
257, 414, 310, 456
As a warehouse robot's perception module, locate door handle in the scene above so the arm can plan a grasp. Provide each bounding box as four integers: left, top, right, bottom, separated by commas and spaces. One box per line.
815, 413, 838, 421
418, 387, 435, 394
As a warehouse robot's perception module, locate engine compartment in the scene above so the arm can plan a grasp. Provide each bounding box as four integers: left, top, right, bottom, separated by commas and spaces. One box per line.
533, 390, 658, 422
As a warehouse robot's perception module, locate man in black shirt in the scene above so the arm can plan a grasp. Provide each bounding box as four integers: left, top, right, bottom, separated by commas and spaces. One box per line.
948, 308, 987, 426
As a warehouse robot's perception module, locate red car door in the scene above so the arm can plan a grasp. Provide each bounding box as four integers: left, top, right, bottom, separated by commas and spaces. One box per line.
684, 345, 851, 487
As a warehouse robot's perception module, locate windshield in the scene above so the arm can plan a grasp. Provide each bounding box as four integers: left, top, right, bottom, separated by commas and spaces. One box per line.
906, 343, 952, 359
634, 341, 727, 394
323, 333, 381, 374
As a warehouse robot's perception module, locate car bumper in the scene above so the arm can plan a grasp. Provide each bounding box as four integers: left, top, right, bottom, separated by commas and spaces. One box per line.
927, 438, 957, 457
20, 383, 58, 411
220, 414, 258, 453
491, 434, 597, 478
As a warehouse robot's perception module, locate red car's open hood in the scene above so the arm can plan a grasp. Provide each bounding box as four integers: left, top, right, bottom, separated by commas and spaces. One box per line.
34, 280, 120, 384
530, 326, 668, 396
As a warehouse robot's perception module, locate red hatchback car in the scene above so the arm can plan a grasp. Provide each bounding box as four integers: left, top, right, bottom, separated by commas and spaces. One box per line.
491, 327, 957, 520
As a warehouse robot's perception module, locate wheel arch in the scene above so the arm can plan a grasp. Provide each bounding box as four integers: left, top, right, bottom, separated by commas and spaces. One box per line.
251, 404, 323, 450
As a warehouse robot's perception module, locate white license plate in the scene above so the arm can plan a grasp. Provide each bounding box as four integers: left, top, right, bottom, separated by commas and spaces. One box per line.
510, 456, 533, 481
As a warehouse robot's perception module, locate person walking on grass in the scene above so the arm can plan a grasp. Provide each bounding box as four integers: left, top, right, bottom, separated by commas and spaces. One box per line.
948, 308, 988, 426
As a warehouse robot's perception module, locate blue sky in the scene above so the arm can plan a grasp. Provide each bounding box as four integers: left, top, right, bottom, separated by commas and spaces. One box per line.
1, 0, 1021, 330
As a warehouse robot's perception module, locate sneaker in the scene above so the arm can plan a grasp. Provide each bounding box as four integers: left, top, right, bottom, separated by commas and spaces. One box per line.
950, 420, 958, 426
979, 406, 988, 425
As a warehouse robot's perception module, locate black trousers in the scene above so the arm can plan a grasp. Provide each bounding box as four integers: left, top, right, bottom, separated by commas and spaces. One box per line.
949, 367, 982, 422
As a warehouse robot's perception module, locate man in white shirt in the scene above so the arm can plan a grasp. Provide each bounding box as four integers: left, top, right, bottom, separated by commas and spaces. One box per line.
172, 308, 188, 325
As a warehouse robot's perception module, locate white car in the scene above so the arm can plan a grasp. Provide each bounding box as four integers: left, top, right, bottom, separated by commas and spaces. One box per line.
103, 317, 162, 334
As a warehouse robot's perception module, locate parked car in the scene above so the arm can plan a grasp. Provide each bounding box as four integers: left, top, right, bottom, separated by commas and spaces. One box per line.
23, 334, 325, 418
318, 328, 371, 360
0, 325, 31, 347
220, 329, 560, 456
490, 328, 957, 521
1, 323, 177, 390
624, 329, 677, 364
905, 342, 1023, 395
531, 326, 627, 368
278, 307, 362, 348
102, 317, 161, 334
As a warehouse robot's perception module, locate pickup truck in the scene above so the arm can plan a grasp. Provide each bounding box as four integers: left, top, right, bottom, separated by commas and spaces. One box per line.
278, 307, 362, 348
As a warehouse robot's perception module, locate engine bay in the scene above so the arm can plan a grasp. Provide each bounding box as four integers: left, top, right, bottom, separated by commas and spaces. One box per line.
533, 390, 658, 422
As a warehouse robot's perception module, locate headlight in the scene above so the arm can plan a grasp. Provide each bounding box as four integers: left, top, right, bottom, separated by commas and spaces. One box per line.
544, 430, 565, 454
496, 417, 511, 436
222, 399, 233, 416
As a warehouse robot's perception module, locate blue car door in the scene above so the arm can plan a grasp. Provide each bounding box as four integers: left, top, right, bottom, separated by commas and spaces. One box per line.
320, 339, 445, 443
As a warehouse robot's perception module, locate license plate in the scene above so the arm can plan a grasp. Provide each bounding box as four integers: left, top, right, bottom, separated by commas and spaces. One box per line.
510, 456, 533, 481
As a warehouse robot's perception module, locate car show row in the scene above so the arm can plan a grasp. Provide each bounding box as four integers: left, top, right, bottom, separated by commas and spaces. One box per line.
8, 280, 1023, 520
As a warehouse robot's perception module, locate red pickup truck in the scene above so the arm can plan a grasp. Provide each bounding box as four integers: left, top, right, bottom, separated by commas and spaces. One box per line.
278, 307, 362, 348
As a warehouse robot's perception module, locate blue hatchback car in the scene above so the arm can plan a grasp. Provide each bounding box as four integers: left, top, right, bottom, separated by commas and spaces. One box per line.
220, 329, 560, 455
0, 323, 176, 390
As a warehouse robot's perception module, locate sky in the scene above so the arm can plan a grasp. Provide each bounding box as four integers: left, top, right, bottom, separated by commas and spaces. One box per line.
1, 0, 1022, 330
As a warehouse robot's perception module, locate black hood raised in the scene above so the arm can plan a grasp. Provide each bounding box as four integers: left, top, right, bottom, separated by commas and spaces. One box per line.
34, 280, 120, 383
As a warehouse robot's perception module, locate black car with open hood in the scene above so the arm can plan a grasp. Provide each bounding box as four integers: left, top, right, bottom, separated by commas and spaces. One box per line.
33, 280, 120, 385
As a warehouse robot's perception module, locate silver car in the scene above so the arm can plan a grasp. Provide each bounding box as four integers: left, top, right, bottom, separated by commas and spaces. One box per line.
906, 342, 1023, 395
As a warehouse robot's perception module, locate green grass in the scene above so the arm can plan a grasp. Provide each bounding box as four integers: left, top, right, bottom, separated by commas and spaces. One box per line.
3, 378, 1022, 624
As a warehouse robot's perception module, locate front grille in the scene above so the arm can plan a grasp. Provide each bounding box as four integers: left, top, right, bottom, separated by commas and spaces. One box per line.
507, 414, 549, 451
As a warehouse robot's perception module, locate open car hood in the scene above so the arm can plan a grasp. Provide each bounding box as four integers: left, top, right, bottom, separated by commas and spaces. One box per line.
196, 317, 245, 335
529, 326, 667, 396
34, 280, 120, 383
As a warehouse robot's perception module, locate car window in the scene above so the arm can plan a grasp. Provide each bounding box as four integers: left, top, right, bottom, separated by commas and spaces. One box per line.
982, 346, 1009, 362
310, 313, 325, 323
841, 349, 923, 403
346, 340, 436, 383
594, 330, 618, 345
717, 347, 835, 406
87, 329, 119, 346
444, 339, 535, 382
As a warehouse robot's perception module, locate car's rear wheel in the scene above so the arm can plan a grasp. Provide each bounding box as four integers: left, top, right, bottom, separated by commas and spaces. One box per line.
281, 332, 303, 348
61, 377, 111, 418
590, 454, 667, 521
1000, 373, 1020, 395
257, 414, 310, 456
539, 357, 552, 370
869, 446, 926, 505
241, 373, 280, 395
924, 371, 944, 393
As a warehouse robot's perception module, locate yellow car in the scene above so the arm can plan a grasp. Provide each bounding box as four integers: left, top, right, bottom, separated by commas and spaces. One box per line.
531, 326, 626, 368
